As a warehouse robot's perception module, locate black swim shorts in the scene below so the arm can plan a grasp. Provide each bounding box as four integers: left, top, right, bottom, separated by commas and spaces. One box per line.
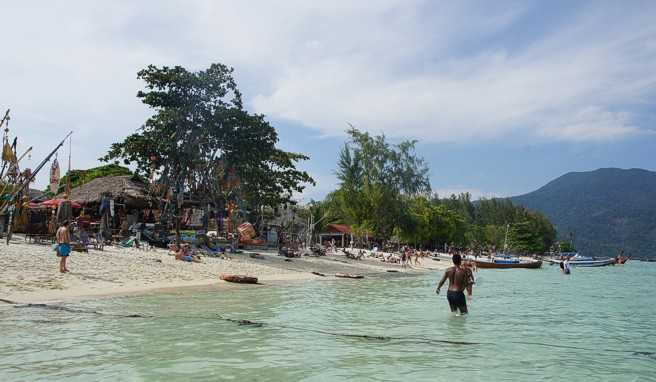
446, 290, 468, 314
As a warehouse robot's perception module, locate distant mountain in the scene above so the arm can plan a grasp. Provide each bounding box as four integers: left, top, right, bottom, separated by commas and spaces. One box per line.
511, 168, 656, 260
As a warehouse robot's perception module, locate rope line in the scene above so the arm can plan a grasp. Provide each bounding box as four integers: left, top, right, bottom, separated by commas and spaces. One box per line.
2, 299, 654, 358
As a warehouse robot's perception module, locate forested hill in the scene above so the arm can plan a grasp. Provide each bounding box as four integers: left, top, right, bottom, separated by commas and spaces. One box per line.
511, 168, 656, 260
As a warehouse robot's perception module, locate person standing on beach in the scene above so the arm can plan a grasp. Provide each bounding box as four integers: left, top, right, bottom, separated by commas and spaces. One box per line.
435, 254, 472, 315
56, 221, 71, 273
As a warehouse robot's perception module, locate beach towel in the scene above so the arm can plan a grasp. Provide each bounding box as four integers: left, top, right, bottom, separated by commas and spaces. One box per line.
120, 237, 135, 248
56, 243, 71, 257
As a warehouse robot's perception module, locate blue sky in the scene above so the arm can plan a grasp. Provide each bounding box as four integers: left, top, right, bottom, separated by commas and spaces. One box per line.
1, 1, 655, 200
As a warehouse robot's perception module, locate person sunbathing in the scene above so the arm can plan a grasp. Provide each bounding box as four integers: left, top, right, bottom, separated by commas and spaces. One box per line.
174, 244, 202, 263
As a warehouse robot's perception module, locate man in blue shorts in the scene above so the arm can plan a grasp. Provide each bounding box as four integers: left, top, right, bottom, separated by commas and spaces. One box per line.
56, 221, 71, 273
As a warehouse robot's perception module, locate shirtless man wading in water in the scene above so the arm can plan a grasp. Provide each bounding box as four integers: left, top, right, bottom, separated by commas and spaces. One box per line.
435, 254, 472, 315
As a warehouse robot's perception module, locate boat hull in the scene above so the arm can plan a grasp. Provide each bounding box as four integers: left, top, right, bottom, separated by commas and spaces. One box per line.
474, 260, 542, 269
546, 258, 616, 267
570, 259, 615, 267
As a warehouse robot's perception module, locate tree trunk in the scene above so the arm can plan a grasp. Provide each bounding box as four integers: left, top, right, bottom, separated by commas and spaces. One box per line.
175, 204, 181, 246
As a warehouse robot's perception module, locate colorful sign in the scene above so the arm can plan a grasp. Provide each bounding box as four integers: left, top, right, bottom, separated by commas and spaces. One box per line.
49, 158, 60, 194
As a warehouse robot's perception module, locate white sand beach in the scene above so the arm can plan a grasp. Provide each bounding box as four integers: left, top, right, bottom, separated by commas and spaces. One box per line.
0, 236, 447, 303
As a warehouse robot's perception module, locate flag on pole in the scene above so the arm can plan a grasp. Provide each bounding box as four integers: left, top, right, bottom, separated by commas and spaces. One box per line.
49, 158, 60, 194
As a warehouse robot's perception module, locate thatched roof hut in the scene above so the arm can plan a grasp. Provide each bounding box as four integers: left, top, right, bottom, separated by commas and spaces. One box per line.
58, 175, 151, 207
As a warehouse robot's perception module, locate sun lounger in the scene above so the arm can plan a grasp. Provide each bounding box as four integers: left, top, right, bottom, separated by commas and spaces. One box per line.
25, 233, 55, 244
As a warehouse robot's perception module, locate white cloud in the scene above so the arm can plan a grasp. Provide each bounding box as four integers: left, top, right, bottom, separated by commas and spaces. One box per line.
1, 1, 655, 190
538, 107, 638, 141
252, 13, 656, 142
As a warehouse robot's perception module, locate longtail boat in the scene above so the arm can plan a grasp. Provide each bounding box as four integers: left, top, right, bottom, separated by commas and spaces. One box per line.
474, 259, 542, 269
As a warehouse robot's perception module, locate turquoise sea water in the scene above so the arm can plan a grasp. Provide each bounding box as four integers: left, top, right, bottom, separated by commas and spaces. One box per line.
1, 262, 655, 381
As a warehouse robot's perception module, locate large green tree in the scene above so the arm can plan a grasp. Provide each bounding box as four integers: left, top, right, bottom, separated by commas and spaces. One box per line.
102, 63, 313, 228
332, 128, 431, 239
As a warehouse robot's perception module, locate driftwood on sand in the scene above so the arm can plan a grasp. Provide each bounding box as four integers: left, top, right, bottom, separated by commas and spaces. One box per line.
335, 273, 364, 279
219, 274, 258, 284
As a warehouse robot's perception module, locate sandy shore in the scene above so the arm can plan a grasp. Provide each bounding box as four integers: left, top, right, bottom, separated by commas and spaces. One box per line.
0, 235, 447, 303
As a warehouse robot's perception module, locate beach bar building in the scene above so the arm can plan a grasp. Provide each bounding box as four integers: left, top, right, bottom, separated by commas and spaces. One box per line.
60, 175, 151, 208
318, 223, 353, 248
57, 175, 154, 239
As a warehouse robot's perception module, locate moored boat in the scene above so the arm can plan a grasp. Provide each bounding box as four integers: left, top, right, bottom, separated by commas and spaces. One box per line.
492, 254, 521, 264
474, 259, 542, 269
472, 224, 542, 269
546, 254, 616, 267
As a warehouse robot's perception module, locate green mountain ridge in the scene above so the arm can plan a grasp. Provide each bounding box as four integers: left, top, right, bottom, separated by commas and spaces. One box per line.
510, 168, 656, 260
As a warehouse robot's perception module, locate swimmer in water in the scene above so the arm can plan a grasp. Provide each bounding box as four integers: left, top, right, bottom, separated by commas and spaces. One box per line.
560, 261, 571, 274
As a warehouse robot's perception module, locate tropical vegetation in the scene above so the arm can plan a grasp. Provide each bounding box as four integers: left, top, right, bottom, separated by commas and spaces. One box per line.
311, 129, 557, 254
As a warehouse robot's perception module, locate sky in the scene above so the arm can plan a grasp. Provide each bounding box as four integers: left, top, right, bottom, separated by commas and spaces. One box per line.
1, 1, 655, 201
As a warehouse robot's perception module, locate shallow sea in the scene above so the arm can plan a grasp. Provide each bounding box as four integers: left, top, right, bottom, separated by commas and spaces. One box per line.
1, 262, 655, 381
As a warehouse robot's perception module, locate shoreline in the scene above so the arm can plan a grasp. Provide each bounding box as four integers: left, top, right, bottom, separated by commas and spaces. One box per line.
0, 235, 447, 304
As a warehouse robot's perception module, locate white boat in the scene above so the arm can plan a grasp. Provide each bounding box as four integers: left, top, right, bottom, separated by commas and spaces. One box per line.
546, 253, 615, 267
491, 254, 520, 264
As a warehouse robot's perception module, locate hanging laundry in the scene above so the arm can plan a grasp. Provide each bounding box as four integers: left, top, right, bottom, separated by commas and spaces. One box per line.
99, 195, 110, 214
56, 200, 72, 224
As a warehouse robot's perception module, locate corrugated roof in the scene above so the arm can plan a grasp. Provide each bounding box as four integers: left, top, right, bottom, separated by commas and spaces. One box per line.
325, 223, 352, 234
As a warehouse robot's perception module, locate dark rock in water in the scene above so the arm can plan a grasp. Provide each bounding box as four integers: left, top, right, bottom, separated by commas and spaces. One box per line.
335, 273, 364, 279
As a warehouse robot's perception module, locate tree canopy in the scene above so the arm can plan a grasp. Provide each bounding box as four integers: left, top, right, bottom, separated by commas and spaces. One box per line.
45, 164, 133, 196
329, 127, 430, 239
101, 63, 314, 215
314, 129, 556, 254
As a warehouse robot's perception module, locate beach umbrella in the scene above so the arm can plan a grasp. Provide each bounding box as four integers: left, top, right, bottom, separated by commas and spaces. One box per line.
39, 199, 82, 209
